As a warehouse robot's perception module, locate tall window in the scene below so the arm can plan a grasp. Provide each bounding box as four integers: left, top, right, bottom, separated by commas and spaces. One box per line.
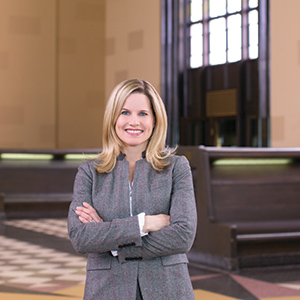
189, 0, 259, 68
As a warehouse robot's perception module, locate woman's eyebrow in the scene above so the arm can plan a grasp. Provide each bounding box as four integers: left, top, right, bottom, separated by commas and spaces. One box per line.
122, 107, 150, 112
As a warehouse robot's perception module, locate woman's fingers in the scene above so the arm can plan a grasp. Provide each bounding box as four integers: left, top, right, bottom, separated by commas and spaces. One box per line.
78, 215, 89, 224
76, 202, 103, 223
82, 202, 94, 210
75, 208, 92, 222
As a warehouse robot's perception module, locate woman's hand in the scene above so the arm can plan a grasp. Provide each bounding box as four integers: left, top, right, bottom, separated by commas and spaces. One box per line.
75, 202, 103, 223
143, 214, 170, 232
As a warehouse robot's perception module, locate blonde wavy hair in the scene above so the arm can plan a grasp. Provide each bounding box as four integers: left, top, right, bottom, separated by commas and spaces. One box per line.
95, 79, 174, 173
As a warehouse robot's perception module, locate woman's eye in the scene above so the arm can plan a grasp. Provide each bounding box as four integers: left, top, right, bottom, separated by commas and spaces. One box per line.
121, 111, 129, 115
140, 112, 147, 116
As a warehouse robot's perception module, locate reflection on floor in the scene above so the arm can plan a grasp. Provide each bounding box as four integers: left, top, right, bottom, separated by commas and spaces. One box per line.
1, 219, 300, 300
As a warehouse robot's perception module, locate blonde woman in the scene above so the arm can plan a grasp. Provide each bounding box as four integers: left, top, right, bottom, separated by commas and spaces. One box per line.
68, 79, 197, 300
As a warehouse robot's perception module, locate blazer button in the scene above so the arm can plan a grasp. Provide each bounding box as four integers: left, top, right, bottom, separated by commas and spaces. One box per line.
118, 242, 136, 249
125, 257, 142, 261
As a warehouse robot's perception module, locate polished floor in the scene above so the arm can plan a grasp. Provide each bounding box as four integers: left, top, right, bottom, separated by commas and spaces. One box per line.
1, 218, 300, 300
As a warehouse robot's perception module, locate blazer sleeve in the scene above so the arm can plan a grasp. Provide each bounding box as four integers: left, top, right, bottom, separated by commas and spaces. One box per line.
68, 162, 142, 254
117, 156, 197, 263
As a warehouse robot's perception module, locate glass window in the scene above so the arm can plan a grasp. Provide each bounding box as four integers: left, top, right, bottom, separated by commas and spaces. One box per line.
209, 0, 226, 18
189, 0, 259, 67
227, 0, 242, 14
209, 18, 226, 65
248, 9, 258, 59
190, 23, 203, 68
227, 14, 242, 62
249, 0, 258, 9
190, 0, 203, 22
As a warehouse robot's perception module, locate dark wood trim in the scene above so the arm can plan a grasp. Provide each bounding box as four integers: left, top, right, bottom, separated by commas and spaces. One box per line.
161, 0, 189, 146
161, 0, 177, 146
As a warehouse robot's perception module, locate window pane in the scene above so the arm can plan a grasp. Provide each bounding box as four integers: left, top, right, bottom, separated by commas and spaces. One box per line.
228, 14, 242, 62
228, 48, 242, 63
209, 0, 226, 18
190, 23, 203, 68
190, 0, 203, 22
227, 0, 242, 14
248, 10, 258, 59
249, 45, 258, 59
249, 0, 258, 8
209, 18, 226, 65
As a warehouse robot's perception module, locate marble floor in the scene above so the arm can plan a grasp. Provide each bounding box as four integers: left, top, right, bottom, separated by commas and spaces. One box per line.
1, 218, 300, 300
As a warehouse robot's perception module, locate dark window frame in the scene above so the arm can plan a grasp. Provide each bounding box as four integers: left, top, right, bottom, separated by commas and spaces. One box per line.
161, 0, 269, 147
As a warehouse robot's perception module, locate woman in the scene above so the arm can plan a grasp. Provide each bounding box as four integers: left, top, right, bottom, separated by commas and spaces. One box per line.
68, 79, 197, 300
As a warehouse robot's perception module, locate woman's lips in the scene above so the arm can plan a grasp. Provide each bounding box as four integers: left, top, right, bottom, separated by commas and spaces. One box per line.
125, 129, 143, 135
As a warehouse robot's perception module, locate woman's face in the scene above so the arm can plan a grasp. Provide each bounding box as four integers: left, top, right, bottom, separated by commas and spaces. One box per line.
115, 93, 155, 152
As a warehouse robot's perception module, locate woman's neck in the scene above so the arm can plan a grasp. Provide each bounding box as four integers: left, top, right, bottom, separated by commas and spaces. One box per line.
122, 147, 146, 183
123, 146, 145, 164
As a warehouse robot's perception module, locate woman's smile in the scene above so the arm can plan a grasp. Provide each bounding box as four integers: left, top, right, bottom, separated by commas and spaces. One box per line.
125, 129, 143, 135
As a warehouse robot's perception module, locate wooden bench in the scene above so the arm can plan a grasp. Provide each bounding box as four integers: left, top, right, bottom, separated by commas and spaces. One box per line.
0, 149, 100, 219
177, 146, 300, 270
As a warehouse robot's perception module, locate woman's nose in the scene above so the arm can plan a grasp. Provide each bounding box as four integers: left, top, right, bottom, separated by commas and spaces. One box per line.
129, 114, 139, 126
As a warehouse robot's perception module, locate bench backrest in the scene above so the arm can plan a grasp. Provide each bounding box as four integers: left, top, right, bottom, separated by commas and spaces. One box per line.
210, 161, 300, 222
178, 146, 300, 224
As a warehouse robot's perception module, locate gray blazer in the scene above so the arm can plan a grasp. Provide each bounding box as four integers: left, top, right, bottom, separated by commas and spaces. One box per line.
68, 154, 197, 300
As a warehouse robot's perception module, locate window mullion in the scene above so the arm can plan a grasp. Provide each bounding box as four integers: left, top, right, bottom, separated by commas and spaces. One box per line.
226, 17, 229, 63
226, 0, 228, 63
242, 0, 249, 60
203, 0, 209, 66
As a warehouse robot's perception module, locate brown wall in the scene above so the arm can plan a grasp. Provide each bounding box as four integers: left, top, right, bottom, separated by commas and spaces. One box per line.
105, 0, 161, 99
270, 0, 300, 147
0, 0, 160, 150
0, 0, 56, 148
0, 0, 105, 149
57, 0, 105, 148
